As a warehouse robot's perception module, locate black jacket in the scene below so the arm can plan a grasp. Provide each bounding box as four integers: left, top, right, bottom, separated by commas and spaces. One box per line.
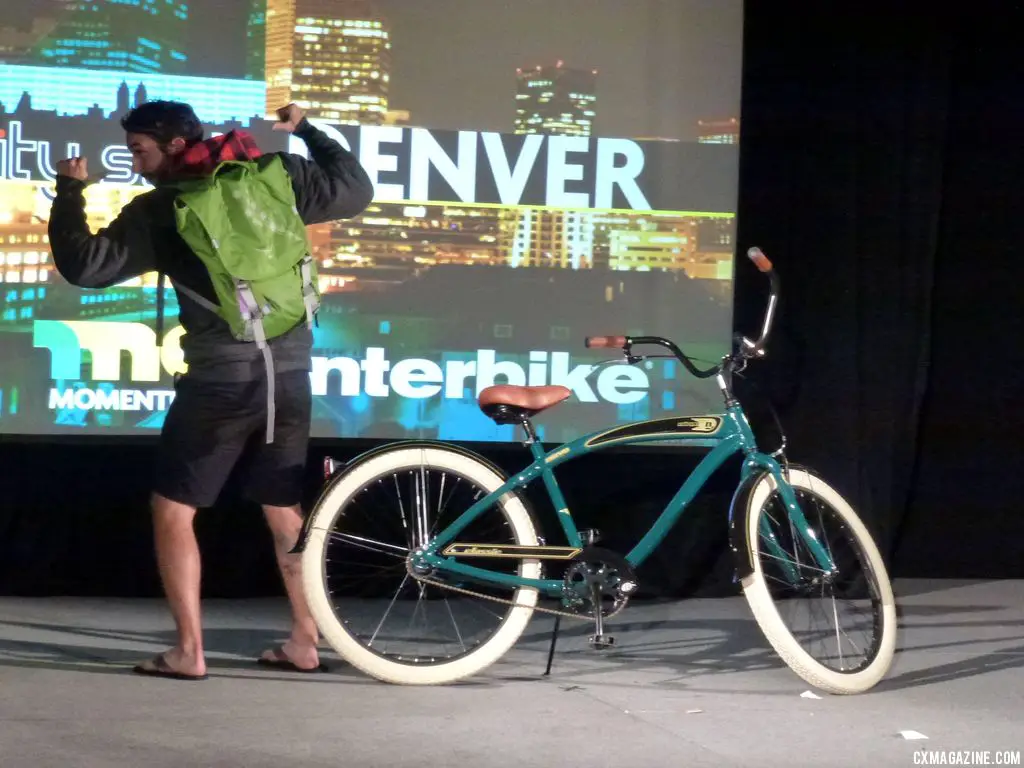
47, 119, 374, 381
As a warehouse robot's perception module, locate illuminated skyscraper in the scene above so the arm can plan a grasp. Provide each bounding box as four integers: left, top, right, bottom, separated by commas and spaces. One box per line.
514, 61, 596, 137
31, 0, 189, 74
0, 203, 53, 326
246, 0, 267, 81
265, 0, 390, 124
508, 210, 595, 269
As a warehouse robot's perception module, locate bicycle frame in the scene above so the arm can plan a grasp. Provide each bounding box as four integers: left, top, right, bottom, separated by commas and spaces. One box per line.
417, 401, 836, 599
291, 247, 838, 602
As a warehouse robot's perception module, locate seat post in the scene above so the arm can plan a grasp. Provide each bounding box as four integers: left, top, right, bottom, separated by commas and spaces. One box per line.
520, 419, 538, 445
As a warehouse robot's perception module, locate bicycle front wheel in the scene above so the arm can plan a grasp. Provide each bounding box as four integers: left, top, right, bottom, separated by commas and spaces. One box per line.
301, 444, 542, 685
740, 467, 898, 694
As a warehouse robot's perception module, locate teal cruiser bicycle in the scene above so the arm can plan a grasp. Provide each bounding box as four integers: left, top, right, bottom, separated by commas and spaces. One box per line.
294, 248, 898, 694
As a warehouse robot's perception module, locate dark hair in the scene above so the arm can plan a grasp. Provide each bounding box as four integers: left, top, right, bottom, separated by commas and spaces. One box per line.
120, 100, 204, 146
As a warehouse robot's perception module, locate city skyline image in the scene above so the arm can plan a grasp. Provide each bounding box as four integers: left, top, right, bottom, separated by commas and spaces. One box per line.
2, 0, 742, 141
0, 88, 738, 303
0, 0, 743, 442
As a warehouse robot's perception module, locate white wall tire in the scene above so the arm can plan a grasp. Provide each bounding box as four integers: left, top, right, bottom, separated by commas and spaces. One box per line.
740, 468, 898, 694
301, 445, 541, 685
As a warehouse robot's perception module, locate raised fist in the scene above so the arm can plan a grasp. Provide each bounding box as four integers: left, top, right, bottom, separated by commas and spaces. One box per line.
273, 103, 306, 133
57, 157, 89, 181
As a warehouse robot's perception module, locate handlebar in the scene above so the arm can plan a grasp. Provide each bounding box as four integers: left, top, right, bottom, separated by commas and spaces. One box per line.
747, 246, 773, 273
584, 245, 781, 379
584, 335, 627, 349
743, 247, 780, 357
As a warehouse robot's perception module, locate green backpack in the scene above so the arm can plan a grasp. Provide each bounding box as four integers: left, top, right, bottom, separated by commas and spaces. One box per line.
161, 155, 320, 443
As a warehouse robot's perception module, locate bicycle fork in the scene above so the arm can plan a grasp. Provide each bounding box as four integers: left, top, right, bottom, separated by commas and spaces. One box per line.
761, 467, 837, 585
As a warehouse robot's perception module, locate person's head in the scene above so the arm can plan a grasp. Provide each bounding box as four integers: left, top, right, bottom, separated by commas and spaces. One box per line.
119, 100, 203, 180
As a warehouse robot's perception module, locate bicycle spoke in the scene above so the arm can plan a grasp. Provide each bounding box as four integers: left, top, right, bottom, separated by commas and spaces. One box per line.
442, 594, 467, 653
328, 531, 409, 559
369, 571, 413, 648
320, 460, 530, 667
392, 473, 412, 551
760, 549, 830, 576
755, 485, 884, 676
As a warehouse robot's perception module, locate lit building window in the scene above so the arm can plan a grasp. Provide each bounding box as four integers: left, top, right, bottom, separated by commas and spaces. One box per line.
513, 63, 598, 137
265, 0, 391, 125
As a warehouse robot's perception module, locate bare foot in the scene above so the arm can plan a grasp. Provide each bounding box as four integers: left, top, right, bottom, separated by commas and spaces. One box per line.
258, 638, 323, 672
133, 647, 208, 680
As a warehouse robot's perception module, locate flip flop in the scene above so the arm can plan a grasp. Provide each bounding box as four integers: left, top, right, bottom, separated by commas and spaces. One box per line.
132, 653, 209, 681
256, 647, 329, 674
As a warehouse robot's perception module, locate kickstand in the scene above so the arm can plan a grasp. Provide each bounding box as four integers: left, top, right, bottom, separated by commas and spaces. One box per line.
543, 615, 562, 676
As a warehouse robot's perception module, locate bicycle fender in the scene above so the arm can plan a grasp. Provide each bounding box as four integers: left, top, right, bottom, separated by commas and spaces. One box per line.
727, 469, 770, 583
290, 441, 511, 554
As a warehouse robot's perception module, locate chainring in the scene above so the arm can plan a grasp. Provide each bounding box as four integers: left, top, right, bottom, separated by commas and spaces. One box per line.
561, 546, 640, 619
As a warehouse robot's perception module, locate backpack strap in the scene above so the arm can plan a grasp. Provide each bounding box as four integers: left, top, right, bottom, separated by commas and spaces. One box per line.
236, 280, 276, 445
156, 272, 167, 346
171, 279, 220, 314
299, 254, 319, 328
171, 277, 277, 445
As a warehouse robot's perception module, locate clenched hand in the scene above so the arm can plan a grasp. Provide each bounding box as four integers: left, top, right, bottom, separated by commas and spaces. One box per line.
57, 157, 89, 181
273, 103, 307, 133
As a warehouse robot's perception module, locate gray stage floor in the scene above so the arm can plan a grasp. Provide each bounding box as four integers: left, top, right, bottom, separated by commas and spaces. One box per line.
0, 579, 1022, 767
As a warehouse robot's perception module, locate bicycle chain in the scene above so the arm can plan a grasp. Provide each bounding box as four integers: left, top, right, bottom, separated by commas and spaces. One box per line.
407, 566, 629, 622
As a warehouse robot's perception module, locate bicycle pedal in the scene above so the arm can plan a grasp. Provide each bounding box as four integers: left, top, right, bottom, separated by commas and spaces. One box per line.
589, 634, 615, 650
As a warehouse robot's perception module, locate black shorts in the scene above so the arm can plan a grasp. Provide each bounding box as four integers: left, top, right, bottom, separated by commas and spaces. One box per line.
154, 369, 312, 509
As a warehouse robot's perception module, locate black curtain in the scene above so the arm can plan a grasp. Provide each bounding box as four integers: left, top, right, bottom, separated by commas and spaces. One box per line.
887, 3, 1023, 576
2, 1, 1022, 599
734, 0, 1022, 578
735, 2, 949, 556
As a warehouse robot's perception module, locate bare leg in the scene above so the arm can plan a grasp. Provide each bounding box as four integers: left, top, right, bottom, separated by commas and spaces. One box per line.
136, 492, 207, 677
261, 504, 320, 670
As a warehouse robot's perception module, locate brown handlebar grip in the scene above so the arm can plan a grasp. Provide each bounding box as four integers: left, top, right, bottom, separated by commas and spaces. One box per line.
747, 247, 773, 273
585, 335, 627, 349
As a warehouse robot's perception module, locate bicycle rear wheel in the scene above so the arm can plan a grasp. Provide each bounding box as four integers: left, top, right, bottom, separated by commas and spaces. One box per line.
740, 467, 897, 694
301, 444, 541, 685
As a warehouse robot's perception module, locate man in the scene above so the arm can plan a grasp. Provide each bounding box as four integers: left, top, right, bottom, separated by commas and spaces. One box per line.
49, 100, 374, 680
